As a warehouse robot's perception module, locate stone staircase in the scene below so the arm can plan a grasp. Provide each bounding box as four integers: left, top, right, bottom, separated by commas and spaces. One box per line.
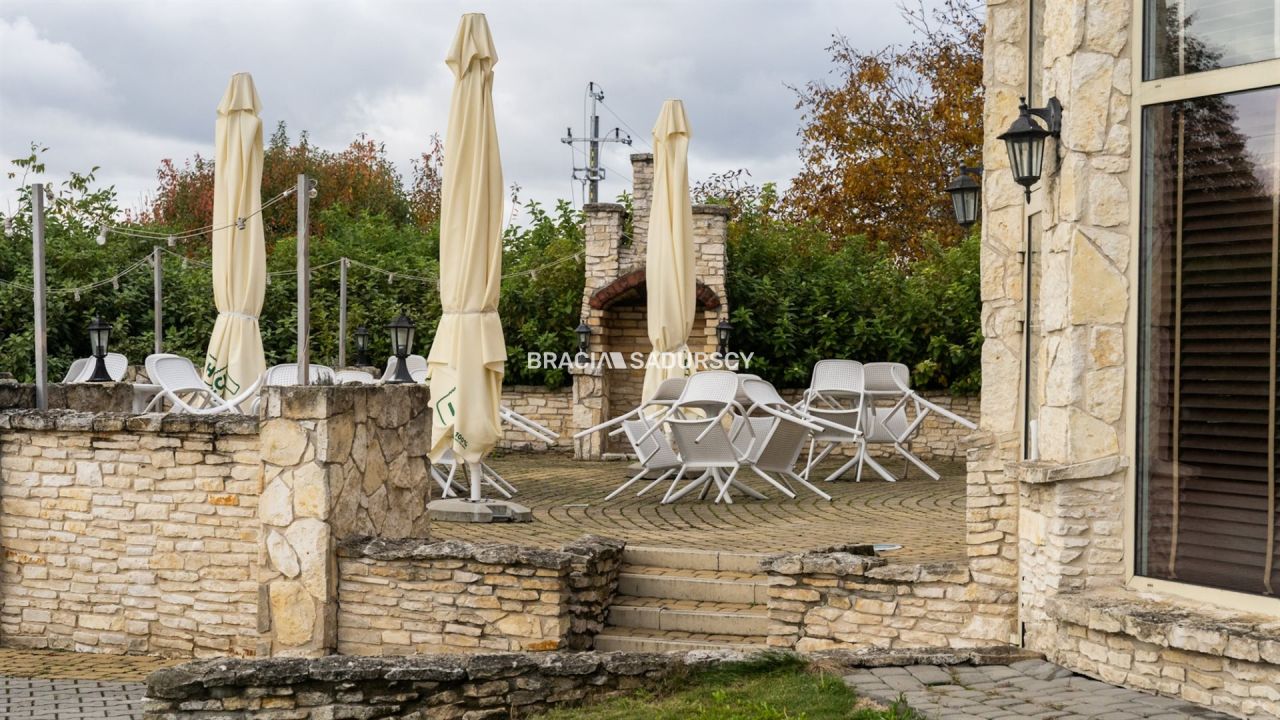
594, 546, 772, 652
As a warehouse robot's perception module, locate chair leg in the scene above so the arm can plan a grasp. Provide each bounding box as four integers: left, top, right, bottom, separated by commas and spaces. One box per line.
606, 467, 656, 501
635, 468, 676, 498
666, 469, 711, 504
861, 452, 898, 482
786, 471, 833, 501
822, 454, 861, 484
714, 467, 740, 504
749, 466, 797, 499
660, 467, 688, 503
895, 443, 940, 480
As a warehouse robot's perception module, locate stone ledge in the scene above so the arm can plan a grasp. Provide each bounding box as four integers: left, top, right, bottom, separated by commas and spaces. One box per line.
582, 202, 625, 214
808, 645, 1043, 668
1010, 454, 1129, 485
1046, 588, 1280, 664
0, 409, 259, 435
148, 645, 1043, 700
762, 544, 883, 576
692, 203, 732, 217
338, 535, 577, 570
561, 534, 627, 560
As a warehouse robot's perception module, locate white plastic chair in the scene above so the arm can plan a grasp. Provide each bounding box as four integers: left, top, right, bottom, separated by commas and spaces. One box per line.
381, 355, 429, 383
798, 360, 869, 480
61, 358, 90, 383
738, 377, 835, 501
335, 369, 377, 384
652, 371, 768, 505
603, 418, 683, 501
64, 353, 129, 382
575, 377, 687, 444
847, 362, 977, 482
142, 354, 261, 415
432, 448, 517, 499
263, 363, 336, 386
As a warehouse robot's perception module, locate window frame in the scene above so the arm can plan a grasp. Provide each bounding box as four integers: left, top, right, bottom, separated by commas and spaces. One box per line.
1125, 0, 1280, 612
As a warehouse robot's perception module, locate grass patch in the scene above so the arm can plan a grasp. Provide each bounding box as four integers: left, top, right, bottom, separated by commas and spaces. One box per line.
535, 654, 922, 720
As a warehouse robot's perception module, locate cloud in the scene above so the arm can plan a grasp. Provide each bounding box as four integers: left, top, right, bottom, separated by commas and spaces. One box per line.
0, 0, 930, 217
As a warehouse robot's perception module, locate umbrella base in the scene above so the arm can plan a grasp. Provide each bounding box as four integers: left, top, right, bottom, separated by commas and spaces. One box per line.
427, 498, 533, 523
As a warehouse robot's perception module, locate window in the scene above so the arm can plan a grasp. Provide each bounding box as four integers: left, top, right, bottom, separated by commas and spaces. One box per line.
1138, 85, 1280, 596
1145, 0, 1280, 79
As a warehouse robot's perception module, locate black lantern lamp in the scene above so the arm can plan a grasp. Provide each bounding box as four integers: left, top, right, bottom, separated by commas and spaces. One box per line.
575, 320, 592, 363
353, 325, 370, 366
945, 165, 983, 227
998, 96, 1062, 202
87, 316, 113, 382
716, 318, 733, 358
386, 314, 416, 383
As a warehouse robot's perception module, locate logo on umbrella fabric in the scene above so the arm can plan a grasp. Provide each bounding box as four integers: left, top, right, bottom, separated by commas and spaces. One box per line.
204, 356, 242, 395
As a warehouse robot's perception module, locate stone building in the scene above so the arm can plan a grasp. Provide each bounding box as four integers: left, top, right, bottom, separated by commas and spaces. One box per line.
571, 153, 730, 458
975, 0, 1280, 714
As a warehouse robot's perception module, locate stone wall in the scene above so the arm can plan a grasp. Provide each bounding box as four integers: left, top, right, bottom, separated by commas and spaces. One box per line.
143, 646, 1044, 720
763, 545, 1017, 654
499, 385, 572, 451
0, 411, 261, 658
257, 385, 433, 658
1035, 591, 1280, 718
0, 380, 139, 413
335, 536, 622, 656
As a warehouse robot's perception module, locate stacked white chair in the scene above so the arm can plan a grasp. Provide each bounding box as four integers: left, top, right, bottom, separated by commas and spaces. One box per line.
264, 363, 336, 386
63, 353, 129, 382
797, 360, 869, 481
737, 377, 836, 501
646, 371, 769, 505
335, 369, 377, 384
143, 354, 261, 415
381, 355, 429, 383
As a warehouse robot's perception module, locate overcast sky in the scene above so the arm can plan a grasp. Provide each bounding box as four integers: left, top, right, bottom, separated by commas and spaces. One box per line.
0, 0, 931, 221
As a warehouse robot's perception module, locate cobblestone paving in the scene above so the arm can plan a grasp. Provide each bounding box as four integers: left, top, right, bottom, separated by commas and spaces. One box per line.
0, 649, 180, 720
843, 659, 1236, 719
438, 453, 967, 561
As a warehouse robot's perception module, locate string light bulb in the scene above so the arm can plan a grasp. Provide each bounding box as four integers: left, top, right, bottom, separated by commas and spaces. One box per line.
3, 215, 12, 238
236, 217, 246, 230
388, 273, 395, 285
111, 277, 119, 291
167, 235, 175, 247
96, 226, 108, 246
74, 289, 81, 301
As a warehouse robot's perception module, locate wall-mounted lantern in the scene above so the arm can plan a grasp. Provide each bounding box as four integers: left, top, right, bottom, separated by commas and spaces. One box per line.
997, 97, 1063, 201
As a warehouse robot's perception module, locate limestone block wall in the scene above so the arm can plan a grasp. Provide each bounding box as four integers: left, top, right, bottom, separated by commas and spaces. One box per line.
499, 385, 573, 451
0, 411, 260, 658
257, 385, 433, 658
763, 546, 1017, 654
334, 536, 623, 656
0, 381, 139, 413
1038, 591, 1280, 718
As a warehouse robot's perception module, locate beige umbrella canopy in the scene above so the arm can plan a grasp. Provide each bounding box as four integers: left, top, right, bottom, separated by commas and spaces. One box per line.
427, 13, 506, 471
641, 99, 696, 402
202, 72, 266, 398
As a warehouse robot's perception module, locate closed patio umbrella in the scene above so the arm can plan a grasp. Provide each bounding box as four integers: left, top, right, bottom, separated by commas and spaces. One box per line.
427, 13, 506, 500
202, 72, 266, 398
641, 99, 696, 402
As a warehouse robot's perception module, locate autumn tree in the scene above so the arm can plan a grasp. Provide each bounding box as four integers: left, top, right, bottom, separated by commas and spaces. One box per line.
786, 0, 983, 257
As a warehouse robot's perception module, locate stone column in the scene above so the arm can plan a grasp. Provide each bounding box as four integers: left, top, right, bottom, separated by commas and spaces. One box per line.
626, 153, 655, 266
571, 366, 607, 460
257, 385, 433, 657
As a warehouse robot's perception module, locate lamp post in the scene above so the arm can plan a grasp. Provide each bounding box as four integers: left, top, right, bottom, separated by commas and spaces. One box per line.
575, 320, 591, 364
716, 318, 733, 358
354, 325, 370, 366
997, 97, 1063, 201
945, 165, 983, 227
87, 316, 113, 382
386, 314, 416, 383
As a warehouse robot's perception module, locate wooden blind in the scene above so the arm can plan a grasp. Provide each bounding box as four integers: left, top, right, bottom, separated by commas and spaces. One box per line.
1140, 87, 1280, 596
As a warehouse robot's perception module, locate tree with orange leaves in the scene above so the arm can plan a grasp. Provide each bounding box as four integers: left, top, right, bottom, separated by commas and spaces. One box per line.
786, 0, 983, 258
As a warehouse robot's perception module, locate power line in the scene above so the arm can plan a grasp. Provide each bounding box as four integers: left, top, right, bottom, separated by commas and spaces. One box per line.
598, 97, 651, 150
561, 81, 633, 203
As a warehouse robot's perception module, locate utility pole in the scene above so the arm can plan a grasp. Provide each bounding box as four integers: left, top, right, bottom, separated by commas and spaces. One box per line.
561, 82, 632, 204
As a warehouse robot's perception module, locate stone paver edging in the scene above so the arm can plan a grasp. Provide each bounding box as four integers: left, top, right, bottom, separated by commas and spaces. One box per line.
843, 658, 1239, 719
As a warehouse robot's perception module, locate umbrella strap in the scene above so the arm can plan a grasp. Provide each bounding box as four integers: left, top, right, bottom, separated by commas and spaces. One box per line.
442, 309, 497, 315
220, 310, 260, 322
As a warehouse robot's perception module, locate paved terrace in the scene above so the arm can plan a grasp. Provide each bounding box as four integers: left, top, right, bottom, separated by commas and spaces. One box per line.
433, 453, 967, 563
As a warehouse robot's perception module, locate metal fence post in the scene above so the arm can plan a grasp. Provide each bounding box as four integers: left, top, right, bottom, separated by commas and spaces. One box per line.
153, 245, 163, 354
338, 257, 348, 368
296, 174, 310, 385
32, 184, 47, 410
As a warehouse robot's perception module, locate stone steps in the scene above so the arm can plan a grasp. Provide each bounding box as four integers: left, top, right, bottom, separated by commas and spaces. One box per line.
600, 547, 771, 653
593, 627, 769, 653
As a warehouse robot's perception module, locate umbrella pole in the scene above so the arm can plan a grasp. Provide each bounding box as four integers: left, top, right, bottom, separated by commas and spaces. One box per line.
469, 462, 484, 502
